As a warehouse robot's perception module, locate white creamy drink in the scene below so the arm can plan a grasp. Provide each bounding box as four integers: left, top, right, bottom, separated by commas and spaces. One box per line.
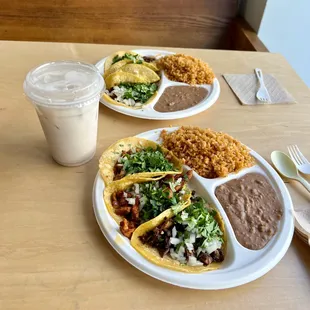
24, 61, 104, 166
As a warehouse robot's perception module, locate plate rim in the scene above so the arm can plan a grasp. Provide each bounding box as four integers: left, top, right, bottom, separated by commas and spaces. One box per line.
92, 127, 294, 289
95, 49, 220, 120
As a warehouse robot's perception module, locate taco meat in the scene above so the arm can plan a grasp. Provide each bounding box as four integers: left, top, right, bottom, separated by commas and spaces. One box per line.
111, 171, 192, 239
143, 56, 156, 63
138, 194, 224, 266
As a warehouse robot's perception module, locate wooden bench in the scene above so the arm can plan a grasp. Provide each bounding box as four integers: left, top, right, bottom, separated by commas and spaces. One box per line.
0, 0, 267, 51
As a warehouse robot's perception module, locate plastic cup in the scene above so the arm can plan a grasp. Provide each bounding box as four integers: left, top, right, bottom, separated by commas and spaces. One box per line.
23, 61, 104, 166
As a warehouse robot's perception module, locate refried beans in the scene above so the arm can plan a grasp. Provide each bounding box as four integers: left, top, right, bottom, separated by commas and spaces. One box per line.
154, 86, 208, 112
215, 173, 283, 250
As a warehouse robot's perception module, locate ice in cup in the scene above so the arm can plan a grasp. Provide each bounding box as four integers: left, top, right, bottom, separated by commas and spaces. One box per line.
23, 61, 104, 166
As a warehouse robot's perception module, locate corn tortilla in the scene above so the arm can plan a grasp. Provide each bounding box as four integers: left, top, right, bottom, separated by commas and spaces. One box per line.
104, 179, 191, 226
99, 137, 183, 185
131, 205, 227, 273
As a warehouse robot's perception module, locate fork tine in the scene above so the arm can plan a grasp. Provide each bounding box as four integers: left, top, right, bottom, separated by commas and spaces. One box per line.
287, 145, 301, 166
287, 146, 300, 165
293, 145, 309, 164
291, 145, 303, 165
292, 145, 303, 164
258, 96, 267, 102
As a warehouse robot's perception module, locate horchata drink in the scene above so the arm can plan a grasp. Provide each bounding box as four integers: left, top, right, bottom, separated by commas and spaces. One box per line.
24, 61, 104, 166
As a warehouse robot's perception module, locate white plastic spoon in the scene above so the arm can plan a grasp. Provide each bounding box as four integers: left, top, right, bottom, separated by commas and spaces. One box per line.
271, 151, 310, 245
271, 151, 310, 193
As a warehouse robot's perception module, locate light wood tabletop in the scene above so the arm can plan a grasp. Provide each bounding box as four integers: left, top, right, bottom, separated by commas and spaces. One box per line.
0, 41, 309, 310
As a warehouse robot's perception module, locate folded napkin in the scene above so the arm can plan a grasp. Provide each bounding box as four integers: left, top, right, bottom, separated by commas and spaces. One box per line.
223, 73, 296, 106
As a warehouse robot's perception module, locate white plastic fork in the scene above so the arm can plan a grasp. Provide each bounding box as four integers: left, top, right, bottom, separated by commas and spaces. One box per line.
255, 68, 272, 103
287, 145, 310, 175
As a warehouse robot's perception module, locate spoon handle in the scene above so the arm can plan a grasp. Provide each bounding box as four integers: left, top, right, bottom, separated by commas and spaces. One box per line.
296, 176, 310, 193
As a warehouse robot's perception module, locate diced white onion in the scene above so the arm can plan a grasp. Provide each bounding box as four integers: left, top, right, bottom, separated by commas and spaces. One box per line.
188, 256, 203, 266
134, 183, 140, 194
180, 211, 188, 221
185, 243, 194, 251
189, 233, 196, 244
177, 177, 182, 184
178, 246, 185, 255
105, 86, 143, 107
170, 237, 181, 245
126, 198, 136, 205
203, 240, 222, 254
139, 196, 146, 210
172, 226, 177, 238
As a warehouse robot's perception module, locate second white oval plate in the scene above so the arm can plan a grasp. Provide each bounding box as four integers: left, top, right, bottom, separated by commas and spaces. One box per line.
95, 49, 220, 120
92, 127, 294, 289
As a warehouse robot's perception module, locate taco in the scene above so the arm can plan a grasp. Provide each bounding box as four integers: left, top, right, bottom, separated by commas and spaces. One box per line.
131, 194, 226, 273
104, 171, 193, 239
103, 51, 160, 109
104, 51, 159, 73
99, 137, 183, 185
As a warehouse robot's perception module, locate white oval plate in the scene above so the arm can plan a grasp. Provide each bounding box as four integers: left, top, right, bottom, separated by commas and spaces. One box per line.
92, 127, 294, 289
95, 49, 220, 120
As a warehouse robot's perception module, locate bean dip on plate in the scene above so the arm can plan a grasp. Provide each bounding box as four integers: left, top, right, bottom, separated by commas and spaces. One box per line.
154, 86, 208, 112
215, 173, 283, 250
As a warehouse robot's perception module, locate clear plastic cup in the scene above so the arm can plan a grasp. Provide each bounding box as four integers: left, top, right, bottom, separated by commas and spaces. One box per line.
23, 60, 104, 167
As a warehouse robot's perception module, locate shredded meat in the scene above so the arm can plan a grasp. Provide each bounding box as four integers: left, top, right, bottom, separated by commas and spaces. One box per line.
116, 191, 124, 199
139, 218, 173, 257
115, 206, 132, 216
113, 150, 134, 181
186, 170, 193, 180
120, 219, 136, 239
111, 192, 119, 207
175, 179, 185, 192
131, 197, 140, 222
165, 153, 172, 160
118, 196, 128, 206
111, 190, 141, 239
143, 56, 156, 63
198, 253, 213, 266
210, 249, 224, 262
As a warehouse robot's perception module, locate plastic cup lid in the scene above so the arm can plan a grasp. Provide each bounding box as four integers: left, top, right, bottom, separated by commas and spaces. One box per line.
23, 60, 105, 107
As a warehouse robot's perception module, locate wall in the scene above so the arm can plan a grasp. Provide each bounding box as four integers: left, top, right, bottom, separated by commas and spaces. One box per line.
242, 0, 310, 87
241, 0, 267, 32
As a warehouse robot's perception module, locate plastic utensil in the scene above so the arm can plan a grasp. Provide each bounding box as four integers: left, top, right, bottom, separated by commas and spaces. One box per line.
271, 151, 310, 193
255, 68, 271, 103
287, 145, 310, 175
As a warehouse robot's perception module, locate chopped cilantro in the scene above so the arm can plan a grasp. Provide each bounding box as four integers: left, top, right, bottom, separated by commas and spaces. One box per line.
119, 146, 175, 175
119, 83, 158, 104
175, 196, 223, 245
112, 53, 143, 65
136, 180, 186, 223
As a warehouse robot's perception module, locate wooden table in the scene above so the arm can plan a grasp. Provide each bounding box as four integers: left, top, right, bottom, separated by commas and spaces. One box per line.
0, 41, 309, 310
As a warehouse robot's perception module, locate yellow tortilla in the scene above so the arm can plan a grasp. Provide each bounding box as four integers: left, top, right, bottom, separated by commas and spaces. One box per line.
99, 137, 183, 185
104, 50, 159, 73
131, 205, 227, 273
104, 50, 133, 72
104, 179, 191, 225
102, 91, 157, 109
142, 62, 159, 72
104, 59, 132, 78
104, 59, 158, 79
119, 64, 160, 83
105, 71, 145, 89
